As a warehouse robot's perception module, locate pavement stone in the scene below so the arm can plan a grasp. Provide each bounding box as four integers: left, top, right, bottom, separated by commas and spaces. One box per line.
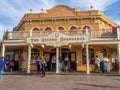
0, 71, 120, 90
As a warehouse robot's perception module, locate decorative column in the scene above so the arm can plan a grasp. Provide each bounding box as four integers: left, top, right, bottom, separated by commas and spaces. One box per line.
117, 28, 120, 40
86, 44, 90, 74
56, 47, 59, 73
30, 29, 32, 37
1, 44, 5, 57
27, 44, 31, 73
117, 44, 120, 74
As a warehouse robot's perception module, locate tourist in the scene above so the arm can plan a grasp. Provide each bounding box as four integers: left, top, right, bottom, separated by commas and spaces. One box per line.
51, 55, 56, 71
94, 56, 100, 73
103, 56, 110, 73
59, 56, 62, 72
100, 57, 105, 73
64, 56, 70, 71
40, 56, 47, 77
36, 57, 41, 72
9, 59, 15, 72
0, 56, 6, 80
114, 59, 119, 71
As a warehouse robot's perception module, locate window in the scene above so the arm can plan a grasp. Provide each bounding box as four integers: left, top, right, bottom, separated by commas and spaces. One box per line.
82, 48, 95, 64
70, 26, 77, 30
70, 26, 77, 34
31, 48, 40, 64
33, 27, 39, 31
45, 27, 52, 31
58, 26, 64, 31
82, 26, 90, 34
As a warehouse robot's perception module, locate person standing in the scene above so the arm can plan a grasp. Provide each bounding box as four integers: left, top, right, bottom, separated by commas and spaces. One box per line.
36, 57, 41, 72
9, 59, 14, 72
100, 57, 105, 73
4, 57, 10, 71
114, 59, 119, 70
64, 56, 69, 71
59, 56, 62, 72
103, 56, 110, 73
0, 56, 6, 80
94, 56, 100, 73
40, 56, 47, 77
51, 55, 56, 71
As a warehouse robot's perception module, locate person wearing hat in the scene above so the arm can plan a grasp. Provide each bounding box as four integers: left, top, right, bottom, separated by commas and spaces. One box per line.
0, 56, 6, 80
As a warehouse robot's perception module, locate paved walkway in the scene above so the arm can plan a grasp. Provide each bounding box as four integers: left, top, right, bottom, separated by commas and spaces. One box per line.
3, 71, 119, 76
0, 71, 120, 90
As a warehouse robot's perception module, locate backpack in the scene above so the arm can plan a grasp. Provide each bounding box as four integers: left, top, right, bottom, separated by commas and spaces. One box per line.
9, 61, 14, 66
36, 60, 40, 65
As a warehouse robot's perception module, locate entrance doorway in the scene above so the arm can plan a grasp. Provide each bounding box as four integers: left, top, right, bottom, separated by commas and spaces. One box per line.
49, 48, 76, 71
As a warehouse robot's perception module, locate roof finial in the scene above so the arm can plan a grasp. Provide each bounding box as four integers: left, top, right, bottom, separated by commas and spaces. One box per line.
30, 9, 32, 13
90, 5, 94, 10
41, 8, 44, 12
78, 5, 80, 11
41, 8, 47, 13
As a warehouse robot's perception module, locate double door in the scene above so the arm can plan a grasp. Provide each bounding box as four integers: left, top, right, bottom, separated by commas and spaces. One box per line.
44, 52, 76, 71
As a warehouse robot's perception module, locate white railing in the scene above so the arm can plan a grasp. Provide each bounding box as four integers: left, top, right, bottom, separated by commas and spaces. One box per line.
3, 28, 118, 40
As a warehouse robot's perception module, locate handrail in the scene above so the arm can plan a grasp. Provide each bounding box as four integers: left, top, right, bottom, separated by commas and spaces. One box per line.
2, 28, 118, 40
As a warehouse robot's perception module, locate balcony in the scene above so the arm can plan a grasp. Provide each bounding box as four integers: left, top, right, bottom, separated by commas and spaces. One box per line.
2, 28, 119, 41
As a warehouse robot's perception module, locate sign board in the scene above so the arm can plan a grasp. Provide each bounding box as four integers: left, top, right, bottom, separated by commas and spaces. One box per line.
26, 32, 89, 47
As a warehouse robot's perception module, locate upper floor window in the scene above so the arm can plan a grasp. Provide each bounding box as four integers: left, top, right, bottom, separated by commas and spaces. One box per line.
83, 26, 90, 34
70, 26, 77, 34
33, 27, 39, 31
45, 27, 52, 31
70, 26, 77, 30
58, 26, 64, 31
82, 48, 95, 64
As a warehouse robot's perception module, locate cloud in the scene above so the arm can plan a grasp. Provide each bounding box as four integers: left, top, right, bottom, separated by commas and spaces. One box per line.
114, 20, 120, 25
0, 0, 119, 40
0, 0, 58, 39
69, 0, 118, 11
0, 0, 57, 25
0, 0, 118, 25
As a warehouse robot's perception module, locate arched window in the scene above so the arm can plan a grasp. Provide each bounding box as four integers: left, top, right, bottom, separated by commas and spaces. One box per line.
33, 27, 39, 31
83, 26, 90, 34
58, 26, 64, 31
82, 48, 95, 64
83, 26, 90, 30
45, 27, 52, 31
31, 48, 40, 53
50, 48, 70, 53
70, 26, 77, 30
83, 26, 90, 32
70, 26, 77, 34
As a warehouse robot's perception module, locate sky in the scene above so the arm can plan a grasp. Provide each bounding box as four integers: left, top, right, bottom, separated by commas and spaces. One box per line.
0, 0, 120, 40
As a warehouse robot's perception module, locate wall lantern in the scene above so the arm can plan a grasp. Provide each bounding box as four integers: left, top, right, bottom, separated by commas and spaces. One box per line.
41, 44, 45, 48
69, 44, 72, 48
81, 43, 85, 48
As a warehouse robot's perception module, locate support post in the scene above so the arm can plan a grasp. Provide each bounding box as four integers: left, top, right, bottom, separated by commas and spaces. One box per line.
117, 44, 120, 74
1, 44, 5, 57
117, 28, 120, 40
30, 30, 32, 37
86, 44, 90, 74
27, 45, 31, 73
56, 47, 59, 73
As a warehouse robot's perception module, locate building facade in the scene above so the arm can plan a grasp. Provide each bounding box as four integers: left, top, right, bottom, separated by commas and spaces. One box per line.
1, 5, 120, 74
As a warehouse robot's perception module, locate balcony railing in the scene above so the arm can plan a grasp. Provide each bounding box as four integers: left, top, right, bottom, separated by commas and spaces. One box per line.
2, 28, 118, 40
